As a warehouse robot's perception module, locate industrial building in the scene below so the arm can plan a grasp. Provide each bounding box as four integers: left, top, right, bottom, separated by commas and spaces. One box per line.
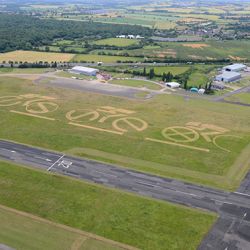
69, 66, 99, 76
215, 71, 241, 83
223, 64, 246, 72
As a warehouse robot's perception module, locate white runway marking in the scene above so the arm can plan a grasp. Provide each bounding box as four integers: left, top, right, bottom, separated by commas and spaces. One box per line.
47, 154, 65, 171
234, 192, 250, 198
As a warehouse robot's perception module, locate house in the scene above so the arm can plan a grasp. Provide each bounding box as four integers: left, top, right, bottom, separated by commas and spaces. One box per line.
127, 35, 135, 39
215, 71, 241, 83
69, 66, 99, 76
223, 64, 246, 72
165, 82, 180, 88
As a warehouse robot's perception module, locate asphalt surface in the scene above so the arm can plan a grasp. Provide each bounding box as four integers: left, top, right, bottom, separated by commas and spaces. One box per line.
37, 76, 159, 99
0, 140, 249, 249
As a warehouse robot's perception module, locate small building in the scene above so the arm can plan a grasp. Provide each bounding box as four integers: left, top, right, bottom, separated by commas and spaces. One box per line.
215, 71, 241, 83
211, 82, 225, 90
69, 66, 99, 76
223, 64, 246, 72
165, 82, 180, 88
190, 87, 199, 93
127, 35, 135, 39
198, 89, 205, 95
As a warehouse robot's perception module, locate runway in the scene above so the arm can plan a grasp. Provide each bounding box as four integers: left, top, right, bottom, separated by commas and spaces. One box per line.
0, 140, 249, 249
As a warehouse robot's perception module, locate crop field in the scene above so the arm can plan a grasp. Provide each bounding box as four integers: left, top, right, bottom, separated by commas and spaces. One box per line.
0, 204, 130, 250
0, 161, 216, 250
119, 40, 250, 60
0, 50, 75, 63
93, 38, 139, 47
0, 76, 249, 190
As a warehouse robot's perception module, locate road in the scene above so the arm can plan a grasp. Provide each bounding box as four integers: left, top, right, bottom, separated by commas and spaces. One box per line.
0, 140, 250, 249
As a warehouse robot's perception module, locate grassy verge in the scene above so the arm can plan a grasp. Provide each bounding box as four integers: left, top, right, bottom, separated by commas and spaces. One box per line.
0, 205, 129, 250
0, 161, 217, 250
225, 93, 250, 105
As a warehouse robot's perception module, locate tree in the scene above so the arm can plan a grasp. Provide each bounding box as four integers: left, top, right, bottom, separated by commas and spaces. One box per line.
183, 80, 188, 90
143, 67, 146, 76
45, 46, 50, 52
162, 72, 166, 82
165, 72, 173, 82
149, 68, 155, 79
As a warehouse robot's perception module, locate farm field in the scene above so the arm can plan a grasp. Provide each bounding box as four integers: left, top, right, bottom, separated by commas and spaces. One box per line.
0, 77, 249, 190
121, 40, 250, 60
72, 54, 143, 63
109, 79, 162, 90
0, 204, 129, 250
0, 50, 75, 63
93, 38, 139, 47
0, 161, 216, 250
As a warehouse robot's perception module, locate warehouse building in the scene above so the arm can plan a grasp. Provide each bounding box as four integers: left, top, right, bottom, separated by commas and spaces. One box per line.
223, 64, 246, 72
215, 71, 241, 83
69, 66, 99, 76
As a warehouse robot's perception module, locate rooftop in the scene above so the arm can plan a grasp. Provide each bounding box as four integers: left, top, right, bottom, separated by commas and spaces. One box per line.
223, 64, 246, 71
71, 66, 98, 73
217, 71, 241, 78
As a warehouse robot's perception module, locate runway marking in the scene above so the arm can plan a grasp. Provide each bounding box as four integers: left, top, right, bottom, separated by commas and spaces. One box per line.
145, 138, 210, 152
47, 154, 65, 171
10, 110, 55, 121
234, 192, 250, 198
174, 190, 198, 197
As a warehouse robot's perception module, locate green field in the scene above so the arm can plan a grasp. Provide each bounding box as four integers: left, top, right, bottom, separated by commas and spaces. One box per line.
109, 79, 162, 90
72, 54, 143, 63
0, 205, 129, 250
0, 68, 54, 74
0, 76, 249, 190
225, 93, 250, 105
0, 161, 216, 250
93, 38, 139, 47
118, 40, 250, 61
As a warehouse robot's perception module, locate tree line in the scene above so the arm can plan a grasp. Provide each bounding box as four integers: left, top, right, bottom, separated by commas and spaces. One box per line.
0, 13, 152, 52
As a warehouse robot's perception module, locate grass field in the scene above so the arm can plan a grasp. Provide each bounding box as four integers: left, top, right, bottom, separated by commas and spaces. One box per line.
0, 68, 54, 74
225, 93, 250, 105
120, 40, 250, 60
0, 161, 216, 250
109, 79, 162, 90
93, 38, 139, 47
72, 54, 143, 63
0, 205, 131, 250
0, 76, 249, 190
0, 50, 75, 63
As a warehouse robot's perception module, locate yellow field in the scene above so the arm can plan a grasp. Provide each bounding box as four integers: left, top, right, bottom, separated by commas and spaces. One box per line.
0, 50, 75, 63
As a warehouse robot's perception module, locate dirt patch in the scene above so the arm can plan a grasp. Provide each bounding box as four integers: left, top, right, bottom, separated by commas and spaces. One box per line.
229, 55, 247, 61
156, 49, 177, 58
188, 55, 203, 59
183, 43, 209, 49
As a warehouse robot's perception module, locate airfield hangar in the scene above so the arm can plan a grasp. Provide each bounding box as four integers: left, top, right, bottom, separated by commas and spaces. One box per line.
223, 63, 246, 72
215, 71, 241, 83
70, 66, 99, 76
